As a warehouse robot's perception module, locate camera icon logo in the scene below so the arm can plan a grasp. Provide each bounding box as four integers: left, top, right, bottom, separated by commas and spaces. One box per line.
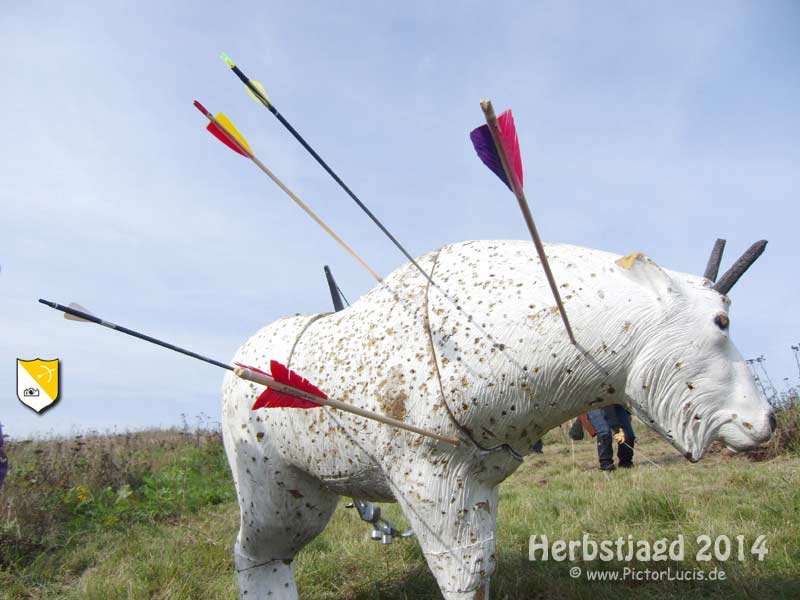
17, 358, 60, 413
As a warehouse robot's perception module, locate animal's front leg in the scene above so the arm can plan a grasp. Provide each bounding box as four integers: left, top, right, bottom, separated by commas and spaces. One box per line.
234, 554, 298, 600
387, 446, 519, 600
225, 431, 339, 600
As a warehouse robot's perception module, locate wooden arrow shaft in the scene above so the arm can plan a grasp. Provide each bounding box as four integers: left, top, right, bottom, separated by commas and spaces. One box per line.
247, 155, 382, 282
40, 299, 456, 445
196, 102, 382, 283
221, 55, 437, 289
234, 367, 460, 446
480, 100, 576, 345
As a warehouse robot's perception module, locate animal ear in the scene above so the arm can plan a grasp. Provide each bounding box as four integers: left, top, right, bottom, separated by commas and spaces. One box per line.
615, 252, 673, 296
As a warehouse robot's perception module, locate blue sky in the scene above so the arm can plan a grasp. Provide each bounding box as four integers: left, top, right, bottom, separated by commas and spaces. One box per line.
1, 1, 798, 438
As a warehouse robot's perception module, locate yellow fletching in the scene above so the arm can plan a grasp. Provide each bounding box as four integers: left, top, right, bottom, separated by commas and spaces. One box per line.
215, 113, 253, 155
246, 80, 270, 105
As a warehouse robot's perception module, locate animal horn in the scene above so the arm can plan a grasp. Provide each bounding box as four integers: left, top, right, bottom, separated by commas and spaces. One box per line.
703, 238, 726, 282
713, 240, 767, 295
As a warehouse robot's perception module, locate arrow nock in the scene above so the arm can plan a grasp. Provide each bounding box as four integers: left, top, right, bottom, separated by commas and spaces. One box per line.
220, 52, 235, 68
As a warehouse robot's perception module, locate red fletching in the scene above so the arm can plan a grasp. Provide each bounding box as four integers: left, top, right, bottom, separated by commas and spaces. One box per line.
497, 110, 523, 190
252, 360, 326, 410
207, 122, 248, 156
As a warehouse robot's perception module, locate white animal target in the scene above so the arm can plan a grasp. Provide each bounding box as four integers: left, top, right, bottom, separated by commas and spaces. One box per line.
222, 239, 775, 600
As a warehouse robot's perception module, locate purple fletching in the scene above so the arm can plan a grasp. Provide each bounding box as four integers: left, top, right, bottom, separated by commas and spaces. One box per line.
470, 124, 512, 191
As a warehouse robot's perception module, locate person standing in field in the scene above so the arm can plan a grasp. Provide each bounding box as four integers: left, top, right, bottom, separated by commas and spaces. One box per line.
0, 422, 7, 489
584, 405, 635, 471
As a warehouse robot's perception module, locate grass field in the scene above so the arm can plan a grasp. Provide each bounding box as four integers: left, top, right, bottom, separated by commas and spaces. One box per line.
1, 409, 799, 600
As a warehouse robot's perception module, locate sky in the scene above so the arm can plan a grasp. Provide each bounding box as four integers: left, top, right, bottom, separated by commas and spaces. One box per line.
1, 1, 798, 439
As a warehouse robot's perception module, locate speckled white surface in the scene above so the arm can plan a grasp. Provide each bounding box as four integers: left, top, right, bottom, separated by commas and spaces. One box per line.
222, 239, 773, 599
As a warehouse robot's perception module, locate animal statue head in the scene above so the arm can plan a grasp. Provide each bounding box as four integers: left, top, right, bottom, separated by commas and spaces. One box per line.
429, 239, 774, 464
615, 250, 774, 461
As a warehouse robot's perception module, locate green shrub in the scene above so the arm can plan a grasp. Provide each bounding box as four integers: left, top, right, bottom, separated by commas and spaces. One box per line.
0, 428, 234, 569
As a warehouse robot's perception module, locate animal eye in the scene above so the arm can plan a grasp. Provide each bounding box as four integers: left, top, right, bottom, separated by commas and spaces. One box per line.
714, 314, 730, 331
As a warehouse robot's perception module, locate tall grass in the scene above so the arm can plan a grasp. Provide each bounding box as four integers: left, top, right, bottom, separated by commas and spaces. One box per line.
751, 397, 800, 459
1, 416, 798, 599
0, 424, 233, 571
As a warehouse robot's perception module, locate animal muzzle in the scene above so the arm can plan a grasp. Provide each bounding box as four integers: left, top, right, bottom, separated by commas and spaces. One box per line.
717, 407, 776, 451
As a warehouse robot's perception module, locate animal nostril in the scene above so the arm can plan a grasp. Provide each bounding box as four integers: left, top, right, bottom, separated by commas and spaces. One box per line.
768, 411, 777, 433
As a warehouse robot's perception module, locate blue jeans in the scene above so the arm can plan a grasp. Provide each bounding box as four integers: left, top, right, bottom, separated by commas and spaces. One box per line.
587, 405, 635, 442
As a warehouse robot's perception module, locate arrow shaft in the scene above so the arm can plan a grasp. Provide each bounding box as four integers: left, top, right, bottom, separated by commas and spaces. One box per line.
40, 299, 456, 445
195, 102, 382, 283
230, 63, 274, 111
38, 299, 233, 371
268, 106, 431, 277
235, 367, 460, 445
520, 201, 575, 342
224, 59, 435, 287
248, 154, 382, 282
479, 100, 576, 345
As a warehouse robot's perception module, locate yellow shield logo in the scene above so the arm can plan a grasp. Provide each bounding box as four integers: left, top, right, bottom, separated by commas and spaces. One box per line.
17, 358, 60, 413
